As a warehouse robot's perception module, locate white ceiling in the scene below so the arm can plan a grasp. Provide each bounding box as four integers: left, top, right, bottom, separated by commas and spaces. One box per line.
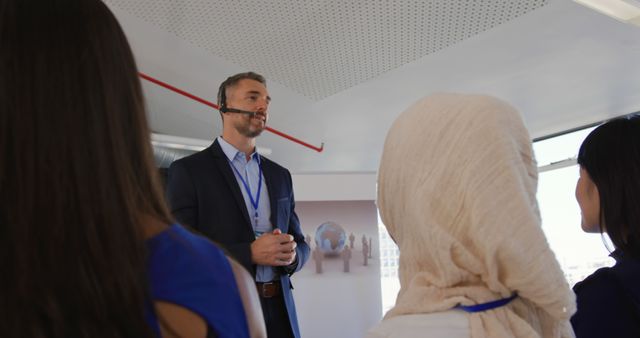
105, 0, 547, 100
105, 0, 640, 174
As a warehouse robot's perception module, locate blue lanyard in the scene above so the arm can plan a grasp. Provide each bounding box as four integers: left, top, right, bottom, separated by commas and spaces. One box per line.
456, 293, 518, 313
228, 155, 263, 224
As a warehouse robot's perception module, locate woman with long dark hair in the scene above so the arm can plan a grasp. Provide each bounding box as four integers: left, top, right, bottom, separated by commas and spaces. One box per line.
0, 1, 249, 337
571, 116, 640, 337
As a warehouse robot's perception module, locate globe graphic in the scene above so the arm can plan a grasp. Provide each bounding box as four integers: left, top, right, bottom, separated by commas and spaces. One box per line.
314, 221, 347, 256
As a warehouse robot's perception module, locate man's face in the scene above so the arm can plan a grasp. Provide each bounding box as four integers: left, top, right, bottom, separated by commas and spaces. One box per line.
225, 79, 270, 138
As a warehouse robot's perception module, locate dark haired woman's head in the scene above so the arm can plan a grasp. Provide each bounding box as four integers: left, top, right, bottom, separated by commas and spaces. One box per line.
0, 0, 170, 336
576, 115, 640, 259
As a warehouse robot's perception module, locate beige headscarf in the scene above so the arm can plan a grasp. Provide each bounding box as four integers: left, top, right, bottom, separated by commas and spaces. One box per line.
377, 93, 575, 338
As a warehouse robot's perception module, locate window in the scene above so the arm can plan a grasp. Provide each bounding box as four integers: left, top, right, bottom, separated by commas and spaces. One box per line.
534, 127, 614, 286
378, 218, 401, 314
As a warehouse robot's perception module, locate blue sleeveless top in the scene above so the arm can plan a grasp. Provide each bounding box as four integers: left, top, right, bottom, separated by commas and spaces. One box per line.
145, 224, 249, 338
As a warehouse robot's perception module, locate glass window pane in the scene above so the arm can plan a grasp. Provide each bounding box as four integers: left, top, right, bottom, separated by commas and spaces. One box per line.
533, 127, 595, 167
538, 164, 614, 286
378, 219, 400, 314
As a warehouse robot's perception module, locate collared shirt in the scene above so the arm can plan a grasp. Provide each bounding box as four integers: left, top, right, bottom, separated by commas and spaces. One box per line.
218, 136, 276, 282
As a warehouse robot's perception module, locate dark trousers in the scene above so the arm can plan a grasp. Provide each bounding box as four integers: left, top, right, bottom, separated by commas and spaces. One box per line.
258, 291, 295, 338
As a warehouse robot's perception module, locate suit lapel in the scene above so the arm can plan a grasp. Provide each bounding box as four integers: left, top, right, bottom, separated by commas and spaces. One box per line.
261, 157, 280, 230
209, 140, 253, 229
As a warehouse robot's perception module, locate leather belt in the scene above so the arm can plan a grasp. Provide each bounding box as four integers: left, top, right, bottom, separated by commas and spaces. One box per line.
255, 281, 281, 298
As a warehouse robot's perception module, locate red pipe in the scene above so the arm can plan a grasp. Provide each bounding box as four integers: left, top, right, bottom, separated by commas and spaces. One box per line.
265, 126, 324, 152
139, 72, 324, 153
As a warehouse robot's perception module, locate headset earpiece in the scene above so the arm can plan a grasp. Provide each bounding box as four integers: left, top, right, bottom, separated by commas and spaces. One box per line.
219, 86, 228, 113
217, 83, 256, 117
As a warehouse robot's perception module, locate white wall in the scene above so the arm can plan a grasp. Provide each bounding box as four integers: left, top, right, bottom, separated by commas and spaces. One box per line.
293, 173, 377, 202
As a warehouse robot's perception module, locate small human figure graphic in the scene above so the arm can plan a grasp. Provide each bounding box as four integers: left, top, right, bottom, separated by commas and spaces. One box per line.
341, 245, 352, 272
362, 240, 369, 266
368, 236, 373, 258
349, 232, 355, 249
312, 245, 323, 274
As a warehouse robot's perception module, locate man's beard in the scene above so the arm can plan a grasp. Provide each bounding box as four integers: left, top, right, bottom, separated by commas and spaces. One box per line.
235, 120, 264, 138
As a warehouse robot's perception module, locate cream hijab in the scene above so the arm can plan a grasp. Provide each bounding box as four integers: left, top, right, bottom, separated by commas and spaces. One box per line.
377, 93, 575, 338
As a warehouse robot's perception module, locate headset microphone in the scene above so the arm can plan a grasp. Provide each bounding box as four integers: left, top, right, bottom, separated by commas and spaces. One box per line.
219, 85, 257, 117
223, 107, 256, 117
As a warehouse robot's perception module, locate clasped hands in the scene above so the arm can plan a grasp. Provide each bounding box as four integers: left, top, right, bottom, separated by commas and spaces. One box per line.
250, 229, 297, 266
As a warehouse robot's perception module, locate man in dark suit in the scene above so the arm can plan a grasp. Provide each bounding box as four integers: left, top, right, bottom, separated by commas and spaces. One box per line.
166, 72, 309, 338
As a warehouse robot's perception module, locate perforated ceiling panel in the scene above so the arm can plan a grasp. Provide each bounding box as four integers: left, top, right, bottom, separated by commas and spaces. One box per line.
105, 0, 548, 100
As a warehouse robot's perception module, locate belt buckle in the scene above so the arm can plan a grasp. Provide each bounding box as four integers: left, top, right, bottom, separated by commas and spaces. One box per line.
259, 281, 276, 298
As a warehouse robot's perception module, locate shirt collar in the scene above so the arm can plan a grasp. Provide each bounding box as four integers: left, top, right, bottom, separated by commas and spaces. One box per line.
217, 136, 259, 163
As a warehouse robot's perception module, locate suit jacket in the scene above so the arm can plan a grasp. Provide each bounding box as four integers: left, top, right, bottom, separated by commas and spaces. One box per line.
166, 139, 309, 338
